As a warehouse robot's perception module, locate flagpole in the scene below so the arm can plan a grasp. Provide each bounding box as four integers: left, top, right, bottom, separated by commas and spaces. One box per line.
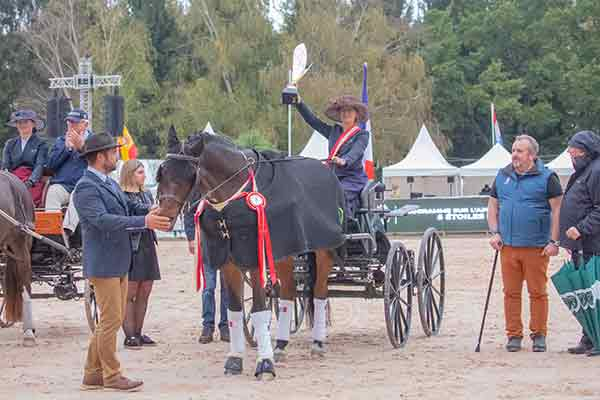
490, 103, 495, 146
288, 69, 292, 157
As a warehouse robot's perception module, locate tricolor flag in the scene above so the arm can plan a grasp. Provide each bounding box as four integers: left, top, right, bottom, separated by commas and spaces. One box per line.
359, 63, 376, 180
119, 126, 138, 161
491, 103, 503, 145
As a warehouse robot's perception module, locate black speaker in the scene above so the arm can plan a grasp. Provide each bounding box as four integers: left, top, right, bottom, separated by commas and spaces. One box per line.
103, 95, 124, 136
407, 177, 414, 183
447, 176, 455, 183
46, 96, 70, 138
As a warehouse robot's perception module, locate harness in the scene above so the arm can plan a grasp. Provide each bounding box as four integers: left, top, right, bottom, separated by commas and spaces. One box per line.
162, 149, 277, 291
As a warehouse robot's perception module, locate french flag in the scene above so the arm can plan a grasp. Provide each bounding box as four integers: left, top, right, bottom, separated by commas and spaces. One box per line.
359, 63, 376, 180
491, 103, 503, 145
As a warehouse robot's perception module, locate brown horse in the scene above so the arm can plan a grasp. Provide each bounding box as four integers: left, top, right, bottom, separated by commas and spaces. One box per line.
156, 127, 344, 379
0, 170, 35, 343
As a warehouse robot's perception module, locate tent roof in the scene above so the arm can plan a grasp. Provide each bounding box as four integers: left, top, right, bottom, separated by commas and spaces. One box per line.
460, 143, 511, 176
299, 131, 328, 159
383, 125, 459, 177
547, 149, 573, 176
204, 121, 216, 135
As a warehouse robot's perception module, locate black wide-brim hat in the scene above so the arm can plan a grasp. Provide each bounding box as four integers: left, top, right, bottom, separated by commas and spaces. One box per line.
324, 95, 368, 123
81, 132, 122, 156
6, 109, 46, 130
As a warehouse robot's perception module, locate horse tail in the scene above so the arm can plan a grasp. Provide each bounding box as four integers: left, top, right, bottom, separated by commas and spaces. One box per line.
3, 254, 30, 323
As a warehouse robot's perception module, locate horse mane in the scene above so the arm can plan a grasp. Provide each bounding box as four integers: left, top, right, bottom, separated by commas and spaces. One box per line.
185, 130, 241, 155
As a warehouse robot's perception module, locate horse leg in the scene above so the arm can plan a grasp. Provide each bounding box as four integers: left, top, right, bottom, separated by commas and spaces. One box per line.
249, 268, 276, 380
274, 257, 295, 362
22, 287, 36, 347
221, 262, 245, 376
311, 249, 335, 357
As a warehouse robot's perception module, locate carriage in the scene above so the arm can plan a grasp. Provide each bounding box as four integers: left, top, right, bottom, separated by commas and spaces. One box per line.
0, 206, 98, 331
242, 180, 446, 348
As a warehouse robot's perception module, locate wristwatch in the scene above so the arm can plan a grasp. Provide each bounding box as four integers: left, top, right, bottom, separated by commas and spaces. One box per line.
489, 229, 499, 235
548, 239, 560, 247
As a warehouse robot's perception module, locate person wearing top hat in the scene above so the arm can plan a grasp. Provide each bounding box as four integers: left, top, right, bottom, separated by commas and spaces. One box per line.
45, 109, 92, 240
295, 94, 370, 220
73, 132, 171, 392
2, 109, 48, 207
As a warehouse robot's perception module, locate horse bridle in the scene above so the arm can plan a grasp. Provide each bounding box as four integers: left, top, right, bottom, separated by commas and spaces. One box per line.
159, 149, 256, 213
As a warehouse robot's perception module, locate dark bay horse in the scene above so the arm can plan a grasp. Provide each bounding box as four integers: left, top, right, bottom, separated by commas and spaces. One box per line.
0, 170, 35, 344
156, 127, 345, 379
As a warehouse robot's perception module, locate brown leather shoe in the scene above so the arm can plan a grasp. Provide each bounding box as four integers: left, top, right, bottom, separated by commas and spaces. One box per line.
80, 373, 103, 391
104, 376, 143, 392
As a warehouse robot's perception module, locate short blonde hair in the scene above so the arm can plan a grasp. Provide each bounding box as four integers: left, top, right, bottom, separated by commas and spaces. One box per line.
119, 160, 145, 193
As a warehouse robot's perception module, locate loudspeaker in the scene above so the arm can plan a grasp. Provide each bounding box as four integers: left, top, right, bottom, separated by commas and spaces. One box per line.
447, 176, 455, 183
103, 95, 124, 136
46, 96, 71, 138
407, 177, 414, 183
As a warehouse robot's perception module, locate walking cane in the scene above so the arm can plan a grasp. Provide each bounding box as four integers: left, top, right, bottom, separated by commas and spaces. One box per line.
475, 249, 499, 352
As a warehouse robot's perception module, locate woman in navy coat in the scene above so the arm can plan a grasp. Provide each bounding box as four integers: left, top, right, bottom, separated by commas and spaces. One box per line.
295, 95, 369, 219
2, 110, 48, 206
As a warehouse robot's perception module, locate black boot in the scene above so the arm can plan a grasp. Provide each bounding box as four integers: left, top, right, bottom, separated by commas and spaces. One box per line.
567, 334, 593, 354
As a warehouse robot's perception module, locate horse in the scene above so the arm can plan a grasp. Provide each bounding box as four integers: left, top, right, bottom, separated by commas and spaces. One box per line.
156, 126, 346, 379
0, 170, 36, 346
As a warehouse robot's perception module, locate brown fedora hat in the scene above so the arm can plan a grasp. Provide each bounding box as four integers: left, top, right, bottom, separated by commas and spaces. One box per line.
81, 132, 122, 156
324, 95, 368, 123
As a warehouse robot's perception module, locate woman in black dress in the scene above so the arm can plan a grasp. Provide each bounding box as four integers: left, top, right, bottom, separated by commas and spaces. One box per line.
119, 160, 161, 348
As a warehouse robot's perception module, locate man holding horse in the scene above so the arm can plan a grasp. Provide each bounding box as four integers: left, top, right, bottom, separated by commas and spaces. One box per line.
73, 132, 171, 392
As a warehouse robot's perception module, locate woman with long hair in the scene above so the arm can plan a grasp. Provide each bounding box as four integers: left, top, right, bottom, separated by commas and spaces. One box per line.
119, 160, 161, 348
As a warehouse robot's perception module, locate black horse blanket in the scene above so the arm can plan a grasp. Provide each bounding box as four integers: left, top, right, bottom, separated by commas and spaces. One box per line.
199, 151, 345, 270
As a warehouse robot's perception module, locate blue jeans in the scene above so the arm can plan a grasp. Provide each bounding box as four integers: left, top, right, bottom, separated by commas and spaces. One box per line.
203, 263, 229, 330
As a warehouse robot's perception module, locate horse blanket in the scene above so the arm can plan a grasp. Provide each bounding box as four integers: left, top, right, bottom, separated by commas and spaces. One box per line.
199, 151, 345, 270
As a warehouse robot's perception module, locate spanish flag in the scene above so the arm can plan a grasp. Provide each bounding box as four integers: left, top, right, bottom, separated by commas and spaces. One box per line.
119, 126, 138, 161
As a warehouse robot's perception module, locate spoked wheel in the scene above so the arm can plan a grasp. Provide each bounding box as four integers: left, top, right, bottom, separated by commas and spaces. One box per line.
384, 241, 413, 348
417, 228, 446, 336
84, 280, 99, 333
242, 272, 276, 347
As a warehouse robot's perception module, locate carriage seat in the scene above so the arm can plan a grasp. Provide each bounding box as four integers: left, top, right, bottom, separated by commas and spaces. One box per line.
355, 181, 385, 215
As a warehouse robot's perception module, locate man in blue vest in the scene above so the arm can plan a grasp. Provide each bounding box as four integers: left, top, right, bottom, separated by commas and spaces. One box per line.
487, 135, 563, 352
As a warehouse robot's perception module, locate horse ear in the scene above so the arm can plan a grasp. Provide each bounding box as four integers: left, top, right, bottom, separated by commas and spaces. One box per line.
167, 125, 181, 153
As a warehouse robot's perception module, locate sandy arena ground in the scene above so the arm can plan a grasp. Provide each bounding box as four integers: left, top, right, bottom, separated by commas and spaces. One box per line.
1, 236, 599, 399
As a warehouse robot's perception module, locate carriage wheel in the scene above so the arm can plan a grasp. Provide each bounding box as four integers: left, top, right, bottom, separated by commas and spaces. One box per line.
242, 272, 276, 347
384, 241, 413, 348
416, 228, 446, 336
84, 280, 99, 333
273, 289, 306, 335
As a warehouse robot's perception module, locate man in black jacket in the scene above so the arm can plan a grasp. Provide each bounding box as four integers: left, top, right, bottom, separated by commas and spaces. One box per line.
559, 130, 600, 355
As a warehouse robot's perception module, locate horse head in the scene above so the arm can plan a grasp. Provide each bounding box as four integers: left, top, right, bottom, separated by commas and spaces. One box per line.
157, 125, 248, 223
156, 126, 199, 223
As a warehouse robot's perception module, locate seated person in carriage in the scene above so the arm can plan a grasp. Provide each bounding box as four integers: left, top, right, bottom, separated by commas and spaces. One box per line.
45, 109, 92, 239
295, 93, 370, 221
1, 109, 48, 207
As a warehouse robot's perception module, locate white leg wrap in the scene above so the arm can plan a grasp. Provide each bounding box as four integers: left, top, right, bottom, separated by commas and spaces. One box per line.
312, 298, 328, 342
22, 289, 34, 332
251, 310, 274, 360
227, 310, 245, 356
276, 299, 294, 342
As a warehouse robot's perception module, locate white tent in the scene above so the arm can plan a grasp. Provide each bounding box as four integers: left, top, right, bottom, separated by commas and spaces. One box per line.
547, 149, 573, 176
460, 143, 511, 176
383, 125, 459, 198
299, 130, 328, 159
383, 125, 459, 177
204, 121, 216, 135
459, 143, 511, 195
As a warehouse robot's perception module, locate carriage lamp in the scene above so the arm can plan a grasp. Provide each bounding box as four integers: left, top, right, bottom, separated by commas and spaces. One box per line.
282, 85, 299, 105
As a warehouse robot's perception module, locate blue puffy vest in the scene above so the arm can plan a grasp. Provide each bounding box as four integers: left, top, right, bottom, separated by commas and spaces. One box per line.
495, 160, 553, 248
